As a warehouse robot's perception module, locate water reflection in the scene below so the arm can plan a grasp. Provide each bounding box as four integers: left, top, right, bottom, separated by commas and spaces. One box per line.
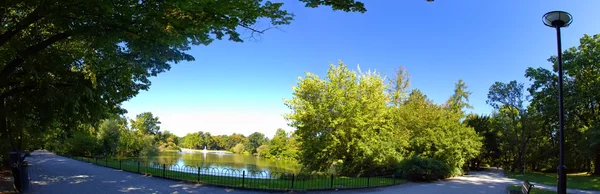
138, 152, 300, 179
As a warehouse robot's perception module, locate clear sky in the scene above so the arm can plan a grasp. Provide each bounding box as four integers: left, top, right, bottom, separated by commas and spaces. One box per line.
121, 0, 600, 138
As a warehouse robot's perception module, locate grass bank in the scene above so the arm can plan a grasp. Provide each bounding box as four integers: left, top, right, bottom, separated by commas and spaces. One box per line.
70, 156, 405, 191
506, 171, 599, 191
506, 185, 556, 194
179, 148, 232, 154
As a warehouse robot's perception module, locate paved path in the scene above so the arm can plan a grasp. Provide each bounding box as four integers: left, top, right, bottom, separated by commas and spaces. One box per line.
25, 150, 600, 194
26, 150, 263, 194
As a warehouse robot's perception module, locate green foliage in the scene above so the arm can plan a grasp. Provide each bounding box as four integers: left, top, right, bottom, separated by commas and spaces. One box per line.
0, 0, 367, 159
231, 143, 245, 154
465, 114, 500, 168
246, 132, 268, 154
397, 156, 451, 182
64, 132, 100, 157
285, 62, 481, 176
260, 129, 298, 160
97, 119, 122, 156
130, 112, 161, 135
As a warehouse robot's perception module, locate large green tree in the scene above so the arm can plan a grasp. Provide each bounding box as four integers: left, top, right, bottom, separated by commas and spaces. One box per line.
487, 81, 531, 173
130, 112, 161, 135
286, 62, 405, 175
0, 0, 369, 154
246, 132, 268, 154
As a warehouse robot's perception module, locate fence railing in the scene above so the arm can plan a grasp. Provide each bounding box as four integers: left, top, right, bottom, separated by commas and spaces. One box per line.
63, 155, 404, 191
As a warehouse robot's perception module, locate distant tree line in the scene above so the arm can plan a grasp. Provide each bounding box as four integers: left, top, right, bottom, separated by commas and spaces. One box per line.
45, 112, 180, 158
180, 129, 299, 160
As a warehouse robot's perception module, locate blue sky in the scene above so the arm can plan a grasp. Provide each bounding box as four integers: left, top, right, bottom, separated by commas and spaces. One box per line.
122, 0, 600, 138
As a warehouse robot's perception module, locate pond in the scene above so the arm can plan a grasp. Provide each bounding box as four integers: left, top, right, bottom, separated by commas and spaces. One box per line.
133, 150, 301, 178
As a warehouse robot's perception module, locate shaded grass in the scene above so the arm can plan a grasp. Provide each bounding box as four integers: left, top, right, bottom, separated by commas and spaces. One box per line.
506, 171, 600, 191
507, 185, 557, 194
71, 156, 405, 191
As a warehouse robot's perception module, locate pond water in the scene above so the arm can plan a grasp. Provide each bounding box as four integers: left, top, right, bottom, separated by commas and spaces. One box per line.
135, 151, 301, 178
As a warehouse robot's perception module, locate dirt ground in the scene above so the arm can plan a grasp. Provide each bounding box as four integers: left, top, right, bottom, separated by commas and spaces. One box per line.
0, 168, 17, 194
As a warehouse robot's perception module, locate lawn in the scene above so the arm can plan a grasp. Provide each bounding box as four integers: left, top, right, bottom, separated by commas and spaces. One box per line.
506, 185, 556, 194
506, 171, 600, 191
70, 156, 405, 191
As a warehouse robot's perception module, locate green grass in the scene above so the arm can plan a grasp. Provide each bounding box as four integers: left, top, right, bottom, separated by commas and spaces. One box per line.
507, 185, 557, 194
506, 171, 600, 191
70, 156, 405, 191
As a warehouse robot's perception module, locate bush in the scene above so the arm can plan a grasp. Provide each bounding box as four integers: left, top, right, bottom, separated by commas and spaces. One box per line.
397, 155, 451, 182
231, 143, 245, 154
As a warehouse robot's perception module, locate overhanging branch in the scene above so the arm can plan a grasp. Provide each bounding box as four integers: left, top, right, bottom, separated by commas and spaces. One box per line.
0, 31, 72, 87
0, 5, 47, 47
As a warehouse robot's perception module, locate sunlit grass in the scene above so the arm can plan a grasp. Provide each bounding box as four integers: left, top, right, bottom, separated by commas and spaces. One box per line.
506, 171, 600, 191
70, 156, 405, 190
507, 185, 557, 194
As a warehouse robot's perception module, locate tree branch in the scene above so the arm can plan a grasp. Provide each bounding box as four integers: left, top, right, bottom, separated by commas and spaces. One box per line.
0, 4, 47, 47
0, 31, 72, 87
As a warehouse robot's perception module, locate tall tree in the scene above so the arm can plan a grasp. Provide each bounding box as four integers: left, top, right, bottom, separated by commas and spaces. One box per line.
247, 132, 268, 154
387, 66, 411, 107
97, 119, 122, 156
130, 112, 161, 135
447, 79, 473, 116
286, 62, 403, 175
487, 81, 530, 173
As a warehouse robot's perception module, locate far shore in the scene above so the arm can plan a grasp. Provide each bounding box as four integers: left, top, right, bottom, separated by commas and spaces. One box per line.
179, 148, 232, 153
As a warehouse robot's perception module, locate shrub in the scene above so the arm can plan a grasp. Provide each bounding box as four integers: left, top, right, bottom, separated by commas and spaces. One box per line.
397, 155, 451, 182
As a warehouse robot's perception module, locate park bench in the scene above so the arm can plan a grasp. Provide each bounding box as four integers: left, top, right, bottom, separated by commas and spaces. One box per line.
508, 180, 533, 194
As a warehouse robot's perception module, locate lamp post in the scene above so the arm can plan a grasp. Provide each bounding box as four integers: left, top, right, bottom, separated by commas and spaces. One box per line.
543, 11, 572, 194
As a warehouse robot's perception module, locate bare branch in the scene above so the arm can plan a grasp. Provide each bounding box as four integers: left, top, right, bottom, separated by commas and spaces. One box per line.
240, 24, 278, 42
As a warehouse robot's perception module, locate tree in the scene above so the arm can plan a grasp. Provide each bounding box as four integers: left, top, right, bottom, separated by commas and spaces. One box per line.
247, 132, 268, 154
487, 81, 531, 173
525, 34, 600, 174
401, 89, 481, 175
0, 0, 369, 154
285, 62, 400, 175
465, 114, 499, 168
447, 79, 473, 116
130, 112, 161, 135
226, 133, 248, 151
387, 66, 411, 107
97, 119, 122, 156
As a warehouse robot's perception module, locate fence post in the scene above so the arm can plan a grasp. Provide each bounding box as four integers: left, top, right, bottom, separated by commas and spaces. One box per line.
393, 173, 396, 184
197, 167, 201, 182
330, 174, 334, 189
367, 176, 370, 187
291, 174, 295, 189
119, 160, 122, 170
95, 157, 98, 164
162, 164, 166, 177
242, 171, 245, 188
137, 161, 140, 173
105, 157, 108, 166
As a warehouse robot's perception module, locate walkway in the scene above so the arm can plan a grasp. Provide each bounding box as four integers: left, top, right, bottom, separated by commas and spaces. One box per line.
26, 150, 262, 194
25, 150, 600, 194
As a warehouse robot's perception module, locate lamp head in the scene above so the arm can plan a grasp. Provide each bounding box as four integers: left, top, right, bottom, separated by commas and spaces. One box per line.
543, 11, 572, 28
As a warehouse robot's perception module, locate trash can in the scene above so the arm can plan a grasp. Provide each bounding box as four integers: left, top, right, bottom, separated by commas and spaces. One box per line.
20, 161, 29, 192
8, 152, 29, 192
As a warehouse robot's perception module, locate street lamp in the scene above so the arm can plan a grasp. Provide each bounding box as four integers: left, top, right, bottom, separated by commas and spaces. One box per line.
543, 10, 572, 194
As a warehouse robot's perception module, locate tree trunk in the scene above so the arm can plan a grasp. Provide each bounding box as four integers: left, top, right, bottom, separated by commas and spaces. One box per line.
0, 97, 18, 151
594, 148, 600, 175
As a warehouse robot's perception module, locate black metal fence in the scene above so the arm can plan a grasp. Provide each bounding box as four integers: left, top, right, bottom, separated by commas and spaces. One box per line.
62, 155, 404, 191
